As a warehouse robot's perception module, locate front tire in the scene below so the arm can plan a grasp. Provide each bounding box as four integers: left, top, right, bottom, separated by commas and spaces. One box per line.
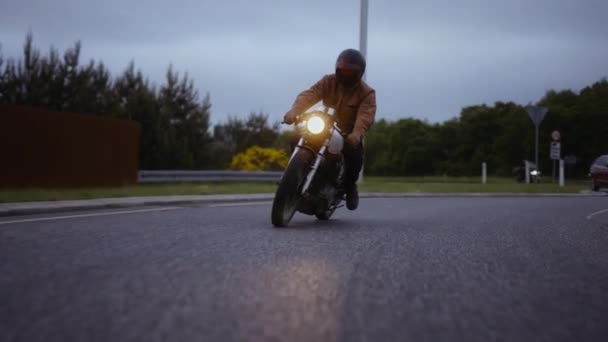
271, 150, 312, 227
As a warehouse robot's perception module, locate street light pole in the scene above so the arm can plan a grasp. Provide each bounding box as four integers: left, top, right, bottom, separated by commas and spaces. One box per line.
358, 0, 368, 184
360, 0, 368, 66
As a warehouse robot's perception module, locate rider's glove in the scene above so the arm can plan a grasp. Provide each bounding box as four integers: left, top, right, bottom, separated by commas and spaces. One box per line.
283, 110, 298, 124
346, 132, 361, 146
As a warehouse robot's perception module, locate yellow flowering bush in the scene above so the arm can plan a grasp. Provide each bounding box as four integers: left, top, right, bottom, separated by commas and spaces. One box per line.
229, 146, 289, 171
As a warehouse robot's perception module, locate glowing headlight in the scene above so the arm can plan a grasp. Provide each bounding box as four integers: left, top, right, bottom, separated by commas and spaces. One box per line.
306, 116, 325, 134
531, 170, 540, 176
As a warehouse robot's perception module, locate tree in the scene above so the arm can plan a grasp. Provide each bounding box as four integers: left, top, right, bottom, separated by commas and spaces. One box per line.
114, 62, 167, 169
365, 118, 438, 176
214, 112, 279, 153
539, 79, 608, 176
158, 65, 213, 169
0, 44, 5, 102
211, 111, 281, 169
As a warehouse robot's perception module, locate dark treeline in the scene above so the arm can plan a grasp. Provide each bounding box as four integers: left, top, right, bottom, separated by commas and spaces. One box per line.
365, 82, 608, 177
0, 35, 288, 170
1, 35, 607, 176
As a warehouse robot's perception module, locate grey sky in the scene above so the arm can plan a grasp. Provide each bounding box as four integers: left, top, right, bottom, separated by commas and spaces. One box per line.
1, 0, 607, 125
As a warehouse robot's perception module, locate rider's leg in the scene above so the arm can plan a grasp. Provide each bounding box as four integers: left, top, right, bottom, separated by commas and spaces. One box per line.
342, 141, 363, 210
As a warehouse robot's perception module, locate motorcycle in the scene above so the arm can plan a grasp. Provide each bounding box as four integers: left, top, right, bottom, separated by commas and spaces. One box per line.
271, 107, 345, 227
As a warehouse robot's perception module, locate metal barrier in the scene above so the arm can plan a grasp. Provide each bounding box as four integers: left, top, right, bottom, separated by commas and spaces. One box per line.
138, 170, 282, 183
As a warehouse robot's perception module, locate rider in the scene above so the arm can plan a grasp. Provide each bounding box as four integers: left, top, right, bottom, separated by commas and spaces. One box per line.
283, 49, 377, 210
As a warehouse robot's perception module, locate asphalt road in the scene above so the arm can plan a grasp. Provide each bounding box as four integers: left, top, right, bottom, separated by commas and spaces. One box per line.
1, 196, 608, 342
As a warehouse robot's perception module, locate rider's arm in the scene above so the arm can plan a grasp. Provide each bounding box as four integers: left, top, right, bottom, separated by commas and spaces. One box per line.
352, 90, 376, 139
289, 75, 329, 115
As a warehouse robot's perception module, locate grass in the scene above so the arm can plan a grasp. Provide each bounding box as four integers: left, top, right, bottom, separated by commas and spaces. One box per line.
361, 177, 589, 193
0, 182, 278, 203
0, 177, 592, 203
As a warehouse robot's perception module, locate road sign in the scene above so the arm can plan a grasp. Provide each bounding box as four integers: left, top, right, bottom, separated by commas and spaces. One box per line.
526, 106, 548, 126
550, 142, 561, 160
551, 130, 560, 141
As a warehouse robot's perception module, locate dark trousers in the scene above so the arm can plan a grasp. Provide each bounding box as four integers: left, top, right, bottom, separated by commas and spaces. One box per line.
342, 141, 363, 191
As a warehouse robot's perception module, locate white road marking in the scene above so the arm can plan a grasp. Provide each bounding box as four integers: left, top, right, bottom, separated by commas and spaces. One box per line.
0, 207, 181, 225
587, 208, 608, 220
209, 201, 271, 208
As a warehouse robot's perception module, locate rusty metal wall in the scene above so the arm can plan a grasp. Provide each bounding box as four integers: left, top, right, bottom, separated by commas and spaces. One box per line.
0, 105, 141, 188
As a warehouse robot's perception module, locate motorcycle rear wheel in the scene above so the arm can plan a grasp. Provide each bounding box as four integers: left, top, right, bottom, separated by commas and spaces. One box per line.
315, 206, 336, 220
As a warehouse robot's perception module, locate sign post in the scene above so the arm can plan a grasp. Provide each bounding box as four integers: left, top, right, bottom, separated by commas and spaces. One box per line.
525, 106, 548, 176
550, 130, 561, 182
559, 159, 565, 187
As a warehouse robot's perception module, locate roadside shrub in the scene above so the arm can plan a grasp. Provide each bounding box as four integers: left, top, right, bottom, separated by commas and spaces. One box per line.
229, 146, 288, 171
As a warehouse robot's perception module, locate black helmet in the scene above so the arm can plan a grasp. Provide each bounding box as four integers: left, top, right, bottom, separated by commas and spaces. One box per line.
335, 49, 366, 86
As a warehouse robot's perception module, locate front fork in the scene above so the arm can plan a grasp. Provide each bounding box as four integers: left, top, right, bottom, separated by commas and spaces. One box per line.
301, 144, 327, 194
285, 137, 328, 195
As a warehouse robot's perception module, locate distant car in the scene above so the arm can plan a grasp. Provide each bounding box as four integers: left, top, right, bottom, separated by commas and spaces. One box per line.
590, 154, 608, 191
513, 160, 542, 183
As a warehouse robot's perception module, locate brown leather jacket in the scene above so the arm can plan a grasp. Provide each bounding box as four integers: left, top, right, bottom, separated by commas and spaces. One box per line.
289, 74, 376, 139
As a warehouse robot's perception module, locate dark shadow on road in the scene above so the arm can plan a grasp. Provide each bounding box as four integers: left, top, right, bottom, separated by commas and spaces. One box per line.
273, 217, 357, 231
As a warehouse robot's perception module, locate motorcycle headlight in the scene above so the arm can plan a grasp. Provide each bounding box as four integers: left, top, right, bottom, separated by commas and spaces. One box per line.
531, 170, 540, 176
306, 116, 325, 135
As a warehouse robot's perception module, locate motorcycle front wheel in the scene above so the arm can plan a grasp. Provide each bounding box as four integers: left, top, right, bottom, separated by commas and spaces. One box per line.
271, 149, 312, 227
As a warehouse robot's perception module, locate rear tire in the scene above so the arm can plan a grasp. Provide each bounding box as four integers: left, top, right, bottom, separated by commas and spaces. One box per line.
271, 150, 312, 227
315, 206, 336, 221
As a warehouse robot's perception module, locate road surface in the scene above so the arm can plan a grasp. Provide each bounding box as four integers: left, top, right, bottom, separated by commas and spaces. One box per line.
1, 196, 608, 341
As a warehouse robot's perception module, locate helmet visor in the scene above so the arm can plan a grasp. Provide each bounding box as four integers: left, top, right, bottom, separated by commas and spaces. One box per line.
336, 61, 362, 86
